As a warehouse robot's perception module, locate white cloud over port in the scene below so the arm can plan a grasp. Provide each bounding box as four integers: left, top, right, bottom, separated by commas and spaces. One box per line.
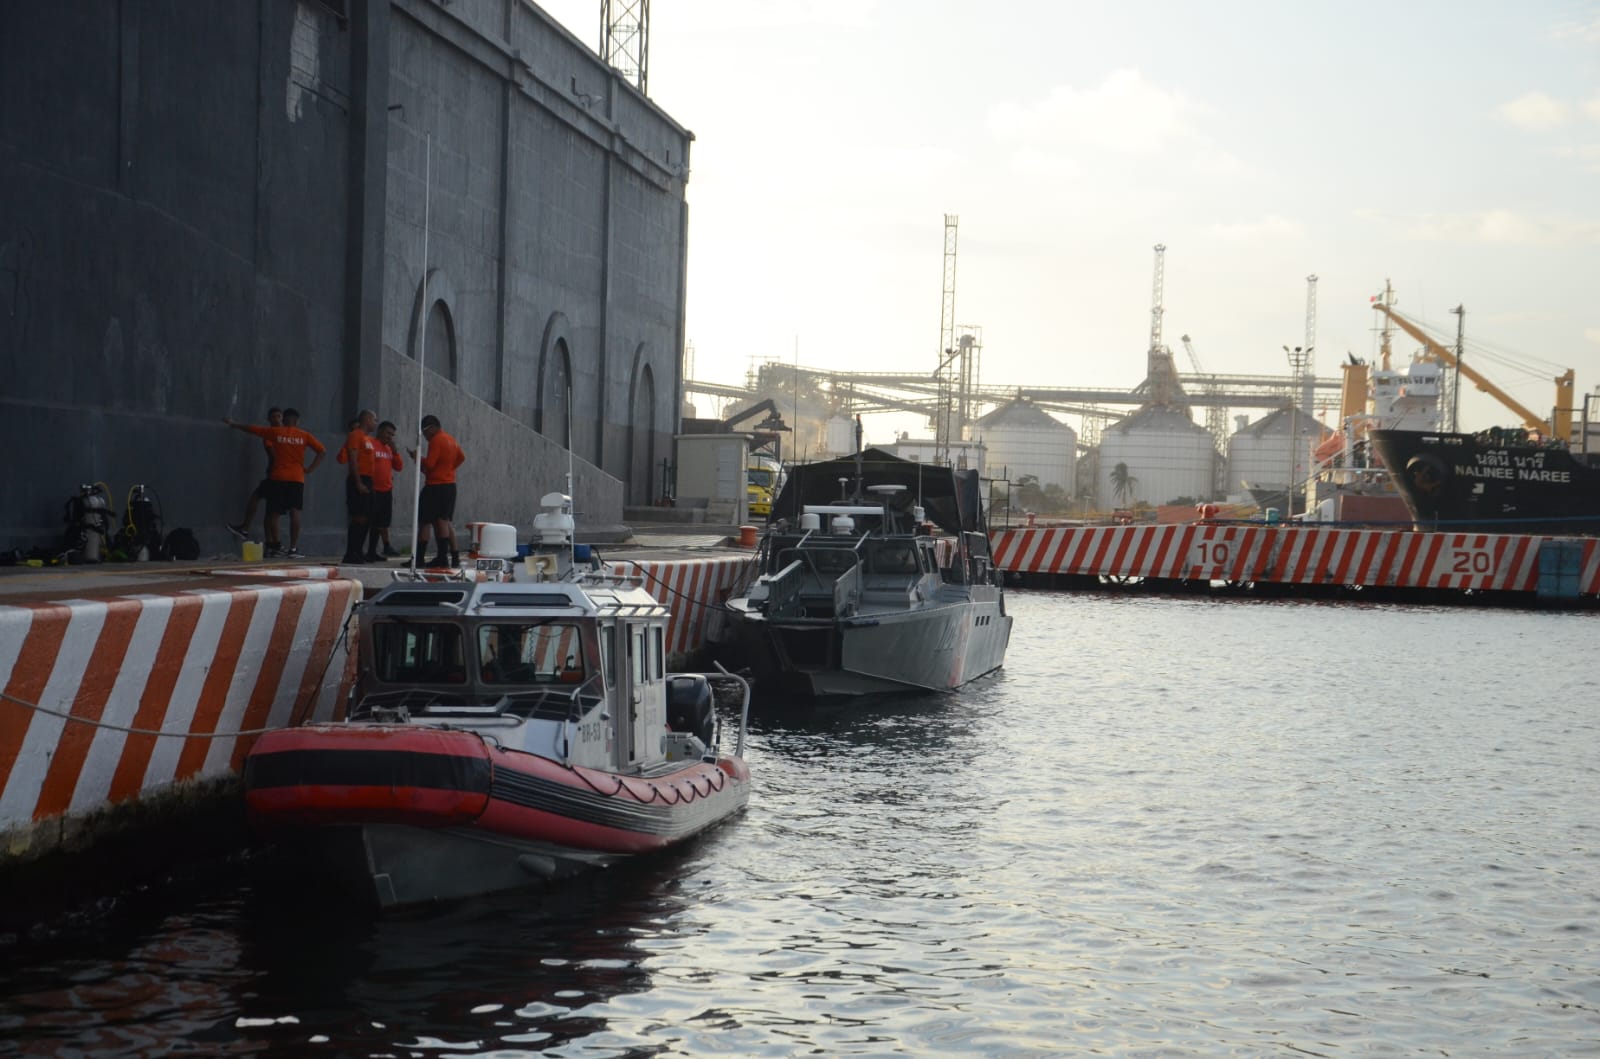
1494, 91, 1571, 129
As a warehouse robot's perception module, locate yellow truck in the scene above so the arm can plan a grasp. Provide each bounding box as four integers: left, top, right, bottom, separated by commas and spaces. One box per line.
746, 457, 781, 518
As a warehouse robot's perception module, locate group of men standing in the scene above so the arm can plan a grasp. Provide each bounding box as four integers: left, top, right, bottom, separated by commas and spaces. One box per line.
224, 408, 465, 566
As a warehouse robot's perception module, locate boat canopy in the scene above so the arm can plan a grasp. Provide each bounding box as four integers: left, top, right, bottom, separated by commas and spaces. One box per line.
771, 448, 986, 536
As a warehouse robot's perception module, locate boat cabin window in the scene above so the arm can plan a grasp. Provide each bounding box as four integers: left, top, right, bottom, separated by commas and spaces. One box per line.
476, 622, 586, 684
599, 623, 615, 690
780, 547, 858, 575
371, 621, 467, 685
867, 542, 921, 574
653, 626, 664, 680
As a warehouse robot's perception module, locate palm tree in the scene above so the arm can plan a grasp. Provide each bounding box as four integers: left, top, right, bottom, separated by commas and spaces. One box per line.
1109, 461, 1139, 506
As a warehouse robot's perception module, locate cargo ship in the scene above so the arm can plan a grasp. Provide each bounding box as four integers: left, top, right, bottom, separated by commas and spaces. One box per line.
1368, 427, 1600, 535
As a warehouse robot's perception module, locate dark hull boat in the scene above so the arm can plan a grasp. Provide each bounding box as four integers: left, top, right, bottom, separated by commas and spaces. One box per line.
725, 446, 1012, 702
243, 501, 751, 908
1369, 428, 1600, 535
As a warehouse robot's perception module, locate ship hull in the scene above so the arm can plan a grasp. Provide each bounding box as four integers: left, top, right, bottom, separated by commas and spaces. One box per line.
729, 591, 1013, 702
1369, 429, 1600, 535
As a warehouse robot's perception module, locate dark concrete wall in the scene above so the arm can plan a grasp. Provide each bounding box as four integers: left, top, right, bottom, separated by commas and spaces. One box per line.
0, 0, 689, 557
0, 2, 356, 554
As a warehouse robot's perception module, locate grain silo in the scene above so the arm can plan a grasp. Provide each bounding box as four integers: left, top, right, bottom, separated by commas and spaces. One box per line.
974, 398, 1077, 491
1097, 406, 1216, 507
1226, 407, 1331, 511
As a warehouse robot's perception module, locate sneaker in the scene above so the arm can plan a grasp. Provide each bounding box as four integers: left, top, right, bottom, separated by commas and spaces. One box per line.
365, 552, 384, 563
285, 548, 304, 559
226, 523, 248, 541
340, 553, 366, 565
425, 554, 451, 569
382, 545, 399, 558
264, 544, 283, 558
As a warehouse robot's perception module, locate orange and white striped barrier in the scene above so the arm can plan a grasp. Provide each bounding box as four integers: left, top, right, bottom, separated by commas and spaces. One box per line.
990, 524, 1600, 595
603, 555, 758, 659
0, 576, 360, 855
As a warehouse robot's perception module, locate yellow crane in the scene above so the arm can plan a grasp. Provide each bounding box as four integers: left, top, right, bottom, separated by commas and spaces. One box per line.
1372, 303, 1575, 440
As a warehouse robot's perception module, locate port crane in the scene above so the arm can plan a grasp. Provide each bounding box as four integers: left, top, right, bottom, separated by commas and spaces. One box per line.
1372, 302, 1575, 440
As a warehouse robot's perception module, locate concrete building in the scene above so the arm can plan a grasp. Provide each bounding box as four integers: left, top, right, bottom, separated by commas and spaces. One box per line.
0, 1, 689, 557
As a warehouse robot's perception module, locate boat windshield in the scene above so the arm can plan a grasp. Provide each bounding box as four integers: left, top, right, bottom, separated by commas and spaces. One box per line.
866, 541, 921, 574
477, 622, 587, 685
371, 621, 467, 685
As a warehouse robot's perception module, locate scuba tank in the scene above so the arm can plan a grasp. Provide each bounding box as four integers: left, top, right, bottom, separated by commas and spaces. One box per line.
66, 483, 114, 563
121, 484, 163, 561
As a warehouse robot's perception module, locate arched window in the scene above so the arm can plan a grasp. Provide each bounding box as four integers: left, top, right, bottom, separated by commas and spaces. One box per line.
628, 359, 656, 505
424, 300, 457, 382
542, 339, 573, 449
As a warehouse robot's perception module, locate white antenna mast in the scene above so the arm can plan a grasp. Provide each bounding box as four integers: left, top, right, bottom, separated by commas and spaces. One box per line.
408, 133, 431, 574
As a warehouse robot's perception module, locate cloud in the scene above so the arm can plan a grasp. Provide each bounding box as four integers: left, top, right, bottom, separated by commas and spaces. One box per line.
1585, 97, 1600, 122
1552, 142, 1600, 172
1553, 15, 1600, 43
1494, 91, 1571, 130
1207, 215, 1306, 243
1400, 208, 1600, 245
1587, 327, 1600, 346
988, 69, 1211, 156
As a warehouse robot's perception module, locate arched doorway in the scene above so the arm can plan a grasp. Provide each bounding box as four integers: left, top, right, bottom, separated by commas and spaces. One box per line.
539, 338, 573, 449
628, 360, 656, 506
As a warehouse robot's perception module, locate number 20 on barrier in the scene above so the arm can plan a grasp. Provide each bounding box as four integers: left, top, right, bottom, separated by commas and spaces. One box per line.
1448, 544, 1495, 576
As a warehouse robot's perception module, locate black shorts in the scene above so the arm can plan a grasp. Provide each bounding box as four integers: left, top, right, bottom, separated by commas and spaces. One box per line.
418, 483, 456, 524
264, 479, 304, 514
372, 489, 394, 529
346, 475, 374, 519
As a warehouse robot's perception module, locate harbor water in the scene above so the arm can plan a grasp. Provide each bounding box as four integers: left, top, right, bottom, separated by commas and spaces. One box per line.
2, 592, 1597, 1056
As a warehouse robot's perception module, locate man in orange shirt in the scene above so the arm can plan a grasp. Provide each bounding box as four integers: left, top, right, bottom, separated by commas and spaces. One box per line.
340, 408, 378, 565
224, 407, 326, 558
366, 419, 403, 560
227, 405, 281, 542
408, 413, 465, 568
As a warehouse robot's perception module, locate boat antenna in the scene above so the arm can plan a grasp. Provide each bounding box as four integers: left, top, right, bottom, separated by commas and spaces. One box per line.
407, 131, 432, 576
853, 414, 864, 501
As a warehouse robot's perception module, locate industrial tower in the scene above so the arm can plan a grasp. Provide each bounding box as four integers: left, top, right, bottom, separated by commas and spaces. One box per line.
1140, 244, 1184, 408
601, 0, 649, 94
934, 215, 960, 463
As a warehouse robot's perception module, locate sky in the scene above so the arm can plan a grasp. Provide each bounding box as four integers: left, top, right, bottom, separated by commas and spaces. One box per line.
539, 0, 1600, 440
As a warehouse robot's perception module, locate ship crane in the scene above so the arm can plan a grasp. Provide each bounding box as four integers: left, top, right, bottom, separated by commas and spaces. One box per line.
1372, 303, 1575, 439
1180, 334, 1230, 455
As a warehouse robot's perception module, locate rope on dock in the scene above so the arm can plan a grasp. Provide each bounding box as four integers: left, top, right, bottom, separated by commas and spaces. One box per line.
0, 612, 353, 739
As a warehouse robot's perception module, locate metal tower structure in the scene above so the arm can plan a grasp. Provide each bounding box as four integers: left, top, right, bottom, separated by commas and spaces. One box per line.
934, 214, 959, 463
1302, 273, 1318, 415
1181, 334, 1229, 453
600, 0, 649, 94
1142, 243, 1183, 408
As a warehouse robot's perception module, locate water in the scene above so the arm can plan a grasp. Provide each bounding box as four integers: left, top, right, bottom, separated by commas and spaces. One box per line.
2, 593, 1598, 1057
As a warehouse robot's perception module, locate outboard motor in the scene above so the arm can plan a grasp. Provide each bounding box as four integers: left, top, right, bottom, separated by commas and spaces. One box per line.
666, 674, 715, 746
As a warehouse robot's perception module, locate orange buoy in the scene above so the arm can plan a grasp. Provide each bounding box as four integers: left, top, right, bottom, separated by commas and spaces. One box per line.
737, 525, 759, 548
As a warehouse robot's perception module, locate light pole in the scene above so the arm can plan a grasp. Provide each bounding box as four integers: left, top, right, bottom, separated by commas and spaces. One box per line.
1283, 345, 1313, 517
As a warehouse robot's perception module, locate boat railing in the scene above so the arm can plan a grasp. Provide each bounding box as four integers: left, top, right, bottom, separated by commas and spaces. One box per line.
759, 559, 806, 616
352, 679, 604, 725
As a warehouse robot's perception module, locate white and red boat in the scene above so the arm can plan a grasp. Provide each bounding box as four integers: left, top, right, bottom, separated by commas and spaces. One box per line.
243, 498, 751, 908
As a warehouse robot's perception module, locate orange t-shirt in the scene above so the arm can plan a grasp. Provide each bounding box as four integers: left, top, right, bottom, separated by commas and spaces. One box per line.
344, 428, 376, 477
422, 430, 465, 485
371, 440, 401, 492
243, 425, 325, 483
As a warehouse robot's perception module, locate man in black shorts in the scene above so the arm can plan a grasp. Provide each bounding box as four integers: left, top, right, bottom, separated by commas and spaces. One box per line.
227, 406, 281, 542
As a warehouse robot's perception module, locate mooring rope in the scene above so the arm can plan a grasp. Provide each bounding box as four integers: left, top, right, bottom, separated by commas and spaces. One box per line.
0, 611, 353, 739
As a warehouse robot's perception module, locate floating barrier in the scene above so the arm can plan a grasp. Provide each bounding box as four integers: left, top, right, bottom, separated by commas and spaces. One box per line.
990, 523, 1600, 598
